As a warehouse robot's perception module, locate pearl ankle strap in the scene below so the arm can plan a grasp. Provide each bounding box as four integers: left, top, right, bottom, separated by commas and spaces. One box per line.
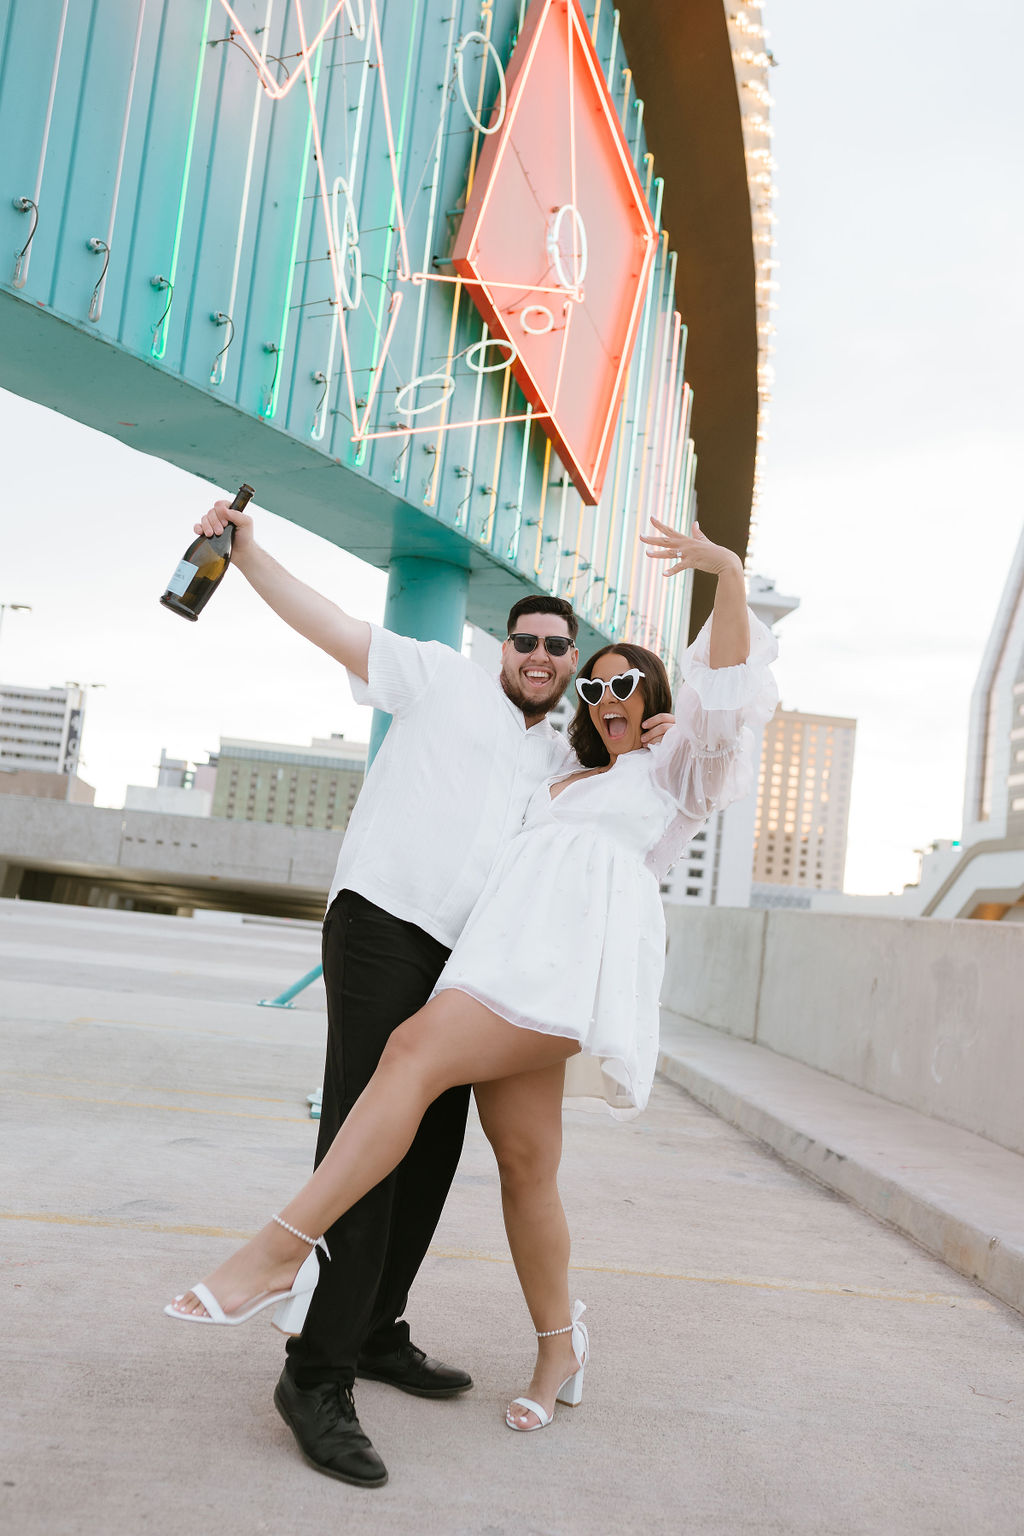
535, 1322, 574, 1337
272, 1214, 319, 1246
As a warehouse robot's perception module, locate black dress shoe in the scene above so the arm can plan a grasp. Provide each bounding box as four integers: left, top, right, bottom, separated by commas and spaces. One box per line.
356, 1341, 473, 1398
274, 1368, 388, 1488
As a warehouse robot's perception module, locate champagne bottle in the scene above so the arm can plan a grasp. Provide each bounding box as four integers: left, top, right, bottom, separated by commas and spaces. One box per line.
160, 484, 254, 621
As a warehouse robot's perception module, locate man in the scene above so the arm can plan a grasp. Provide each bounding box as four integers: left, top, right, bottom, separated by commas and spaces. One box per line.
192, 497, 673, 1487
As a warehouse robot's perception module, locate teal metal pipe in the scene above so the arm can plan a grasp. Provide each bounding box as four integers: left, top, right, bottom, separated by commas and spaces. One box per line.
258, 962, 324, 1009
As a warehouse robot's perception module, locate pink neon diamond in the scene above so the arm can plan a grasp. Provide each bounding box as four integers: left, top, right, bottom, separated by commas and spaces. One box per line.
453, 0, 655, 504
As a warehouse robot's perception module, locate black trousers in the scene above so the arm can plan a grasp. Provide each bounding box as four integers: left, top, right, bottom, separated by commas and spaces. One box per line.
285, 889, 471, 1388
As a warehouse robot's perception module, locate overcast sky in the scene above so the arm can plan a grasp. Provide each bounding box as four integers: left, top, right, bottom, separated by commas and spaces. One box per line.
1, 0, 1021, 895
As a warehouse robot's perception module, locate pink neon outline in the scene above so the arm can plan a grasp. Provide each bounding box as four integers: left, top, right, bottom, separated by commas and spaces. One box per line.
567, 0, 579, 292
242, 0, 411, 442
353, 291, 404, 438
357, 409, 549, 443
569, 0, 655, 485
410, 270, 578, 297
549, 296, 575, 415
216, 1, 351, 100
294, 3, 361, 430
369, 0, 411, 282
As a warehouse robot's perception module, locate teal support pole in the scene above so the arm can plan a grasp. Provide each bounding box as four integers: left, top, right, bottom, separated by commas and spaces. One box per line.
368, 556, 471, 763
258, 963, 324, 1009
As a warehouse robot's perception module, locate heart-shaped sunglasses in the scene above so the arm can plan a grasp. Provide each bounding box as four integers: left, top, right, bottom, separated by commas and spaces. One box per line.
575, 668, 645, 707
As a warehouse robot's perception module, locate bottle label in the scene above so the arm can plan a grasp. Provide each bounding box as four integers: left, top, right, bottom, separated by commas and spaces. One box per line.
165, 560, 196, 598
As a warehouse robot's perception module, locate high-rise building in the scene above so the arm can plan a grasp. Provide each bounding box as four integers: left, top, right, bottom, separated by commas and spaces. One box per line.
963, 523, 1024, 846
0, 682, 85, 775
892, 520, 1024, 920
211, 736, 367, 832
752, 709, 856, 895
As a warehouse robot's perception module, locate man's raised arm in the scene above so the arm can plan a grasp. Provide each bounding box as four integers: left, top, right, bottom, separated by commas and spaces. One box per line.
195, 499, 371, 682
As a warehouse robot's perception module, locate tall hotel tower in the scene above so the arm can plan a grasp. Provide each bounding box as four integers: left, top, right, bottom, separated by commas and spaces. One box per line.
752, 708, 856, 893
908, 520, 1024, 919
963, 522, 1024, 848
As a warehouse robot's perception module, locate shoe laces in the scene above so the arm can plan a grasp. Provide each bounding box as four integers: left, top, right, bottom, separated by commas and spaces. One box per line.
317, 1382, 357, 1428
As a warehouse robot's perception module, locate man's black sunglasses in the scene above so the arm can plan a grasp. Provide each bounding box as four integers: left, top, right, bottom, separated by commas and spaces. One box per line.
508, 632, 575, 657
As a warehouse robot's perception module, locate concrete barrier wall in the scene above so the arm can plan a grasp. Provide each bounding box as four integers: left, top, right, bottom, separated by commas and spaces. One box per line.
663, 905, 1024, 1157
0, 796, 340, 902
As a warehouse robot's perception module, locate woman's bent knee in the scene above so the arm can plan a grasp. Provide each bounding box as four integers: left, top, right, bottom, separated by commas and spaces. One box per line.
492, 1140, 561, 1199
378, 1018, 447, 1096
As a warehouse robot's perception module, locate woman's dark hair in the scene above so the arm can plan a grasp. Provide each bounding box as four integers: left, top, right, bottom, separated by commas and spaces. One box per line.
568, 642, 673, 768
506, 594, 578, 644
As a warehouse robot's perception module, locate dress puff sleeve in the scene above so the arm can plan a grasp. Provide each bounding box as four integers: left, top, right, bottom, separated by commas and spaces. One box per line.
644, 609, 779, 877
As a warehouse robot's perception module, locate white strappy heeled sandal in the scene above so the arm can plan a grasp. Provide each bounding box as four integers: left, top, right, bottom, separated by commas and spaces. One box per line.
506, 1299, 589, 1432
164, 1215, 328, 1334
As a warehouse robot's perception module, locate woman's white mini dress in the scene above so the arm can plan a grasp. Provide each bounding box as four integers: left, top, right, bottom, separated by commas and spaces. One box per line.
432, 610, 779, 1117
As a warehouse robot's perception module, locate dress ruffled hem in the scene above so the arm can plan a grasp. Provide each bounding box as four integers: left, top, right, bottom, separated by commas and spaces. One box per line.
432, 982, 646, 1117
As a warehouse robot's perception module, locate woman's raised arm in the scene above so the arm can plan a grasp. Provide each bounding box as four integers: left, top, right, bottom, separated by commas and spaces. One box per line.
639, 517, 750, 668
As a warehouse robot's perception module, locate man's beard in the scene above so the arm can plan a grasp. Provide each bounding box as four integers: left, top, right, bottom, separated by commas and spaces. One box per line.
500, 667, 569, 718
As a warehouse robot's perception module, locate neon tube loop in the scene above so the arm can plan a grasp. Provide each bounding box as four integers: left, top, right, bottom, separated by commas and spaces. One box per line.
466, 337, 517, 373
455, 31, 507, 135
395, 372, 456, 416
547, 204, 588, 291
330, 177, 362, 310
520, 304, 555, 336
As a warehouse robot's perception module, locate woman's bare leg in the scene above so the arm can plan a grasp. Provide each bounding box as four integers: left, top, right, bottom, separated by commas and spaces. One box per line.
475, 1066, 581, 1428
171, 991, 577, 1317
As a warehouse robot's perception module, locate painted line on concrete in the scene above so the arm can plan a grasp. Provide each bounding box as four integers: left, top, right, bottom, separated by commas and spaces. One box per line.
1, 1068, 303, 1109
0, 1212, 993, 1308
2, 1013, 323, 1045
1, 1088, 309, 1123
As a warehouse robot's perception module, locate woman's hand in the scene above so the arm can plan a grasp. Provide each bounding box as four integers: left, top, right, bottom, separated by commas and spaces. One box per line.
641, 712, 675, 747
640, 517, 742, 579
194, 498, 256, 560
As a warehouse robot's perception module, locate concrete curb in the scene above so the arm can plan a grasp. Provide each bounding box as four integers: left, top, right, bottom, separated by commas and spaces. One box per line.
657, 1013, 1024, 1317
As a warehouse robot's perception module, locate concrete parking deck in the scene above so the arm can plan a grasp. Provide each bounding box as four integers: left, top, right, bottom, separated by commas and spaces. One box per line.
2, 898, 1023, 1535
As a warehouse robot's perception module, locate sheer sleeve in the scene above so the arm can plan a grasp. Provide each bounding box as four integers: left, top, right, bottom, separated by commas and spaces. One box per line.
644, 609, 779, 876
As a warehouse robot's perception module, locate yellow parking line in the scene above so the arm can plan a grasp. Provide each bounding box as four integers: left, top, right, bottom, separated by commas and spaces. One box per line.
0, 1213, 993, 1309
429, 1248, 994, 1309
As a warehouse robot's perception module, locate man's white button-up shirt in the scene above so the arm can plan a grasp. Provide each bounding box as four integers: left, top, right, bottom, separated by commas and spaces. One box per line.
328, 624, 572, 948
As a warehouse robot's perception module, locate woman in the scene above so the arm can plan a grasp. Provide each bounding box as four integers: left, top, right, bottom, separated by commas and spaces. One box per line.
166, 518, 779, 1433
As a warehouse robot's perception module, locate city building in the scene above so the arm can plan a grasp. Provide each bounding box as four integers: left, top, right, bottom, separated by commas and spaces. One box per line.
0, 682, 94, 802
123, 784, 212, 818
123, 746, 217, 817
962, 520, 1024, 852
895, 520, 1024, 920
157, 747, 218, 797
211, 736, 367, 833
0, 682, 85, 774
752, 709, 856, 897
